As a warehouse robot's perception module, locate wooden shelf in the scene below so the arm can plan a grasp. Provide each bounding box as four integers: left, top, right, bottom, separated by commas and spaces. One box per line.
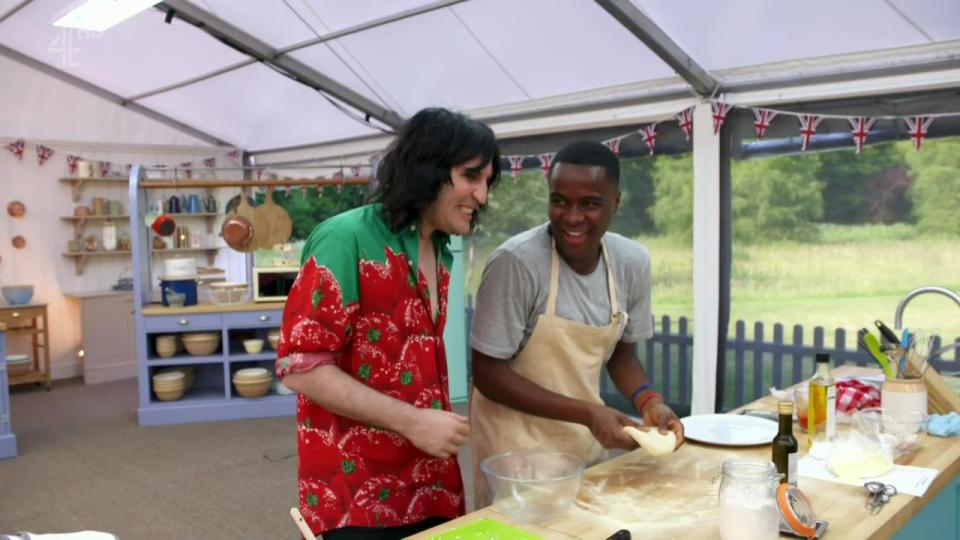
62, 250, 132, 257
59, 177, 129, 201
62, 248, 220, 275
60, 215, 130, 221
152, 248, 220, 255
61, 215, 130, 241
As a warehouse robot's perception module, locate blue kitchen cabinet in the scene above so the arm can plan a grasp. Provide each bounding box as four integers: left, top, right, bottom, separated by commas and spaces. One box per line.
893, 472, 960, 540
0, 327, 17, 459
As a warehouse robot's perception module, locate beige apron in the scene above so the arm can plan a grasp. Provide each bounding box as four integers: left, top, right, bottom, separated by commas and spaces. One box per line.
469, 240, 627, 507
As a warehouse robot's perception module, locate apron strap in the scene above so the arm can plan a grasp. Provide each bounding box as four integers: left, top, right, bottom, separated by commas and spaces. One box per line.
546, 239, 561, 315
600, 241, 620, 318
548, 239, 623, 319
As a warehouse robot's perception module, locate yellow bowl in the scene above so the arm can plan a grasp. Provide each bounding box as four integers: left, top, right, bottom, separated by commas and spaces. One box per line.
154, 387, 185, 401
233, 379, 270, 398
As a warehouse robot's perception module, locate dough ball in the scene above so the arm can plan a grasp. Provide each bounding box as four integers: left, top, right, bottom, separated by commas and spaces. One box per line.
623, 425, 677, 456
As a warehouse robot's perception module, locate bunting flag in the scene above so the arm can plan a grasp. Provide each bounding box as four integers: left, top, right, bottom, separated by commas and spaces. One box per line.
507, 155, 524, 185
228, 150, 241, 163
36, 145, 54, 166
603, 136, 623, 157
125, 164, 132, 175
797, 115, 823, 151
904, 116, 934, 152
639, 123, 658, 155
179, 162, 193, 179
66, 154, 81, 174
255, 168, 263, 180
711, 102, 732, 134
848, 117, 876, 154
752, 109, 778, 139
675, 107, 694, 141
538, 153, 554, 181
350, 166, 361, 177
99, 161, 111, 177
6, 139, 25, 160
203, 158, 216, 169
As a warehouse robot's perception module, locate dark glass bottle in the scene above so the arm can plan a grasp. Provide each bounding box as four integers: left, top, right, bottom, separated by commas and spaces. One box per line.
772, 400, 799, 485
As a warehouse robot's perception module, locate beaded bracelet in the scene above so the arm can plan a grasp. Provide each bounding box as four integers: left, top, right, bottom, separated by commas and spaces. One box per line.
636, 391, 663, 414
629, 383, 654, 408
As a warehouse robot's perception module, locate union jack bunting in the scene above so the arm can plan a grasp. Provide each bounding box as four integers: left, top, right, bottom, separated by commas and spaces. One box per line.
539, 153, 554, 181
6, 139, 25, 160
66, 155, 81, 174
711, 102, 732, 134
255, 168, 264, 180
904, 116, 934, 152
99, 161, 111, 177
603, 137, 623, 156
848, 117, 876, 154
797, 115, 823, 151
675, 107, 694, 140
639, 123, 658, 155
179, 162, 193, 179
36, 145, 54, 166
507, 155, 524, 184
752, 109, 778, 139
350, 166, 361, 177
228, 150, 241, 163
203, 158, 216, 169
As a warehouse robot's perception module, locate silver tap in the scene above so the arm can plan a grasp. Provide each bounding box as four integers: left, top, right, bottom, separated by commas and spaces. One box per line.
894, 286, 960, 329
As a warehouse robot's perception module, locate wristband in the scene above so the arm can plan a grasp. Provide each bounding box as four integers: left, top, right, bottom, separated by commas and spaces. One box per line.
636, 391, 663, 414
629, 383, 655, 407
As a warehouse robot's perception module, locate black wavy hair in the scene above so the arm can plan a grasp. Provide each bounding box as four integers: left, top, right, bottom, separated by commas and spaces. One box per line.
376, 108, 501, 233
549, 140, 620, 187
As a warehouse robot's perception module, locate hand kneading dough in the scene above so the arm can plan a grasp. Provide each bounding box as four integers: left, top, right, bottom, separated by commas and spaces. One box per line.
623, 425, 676, 456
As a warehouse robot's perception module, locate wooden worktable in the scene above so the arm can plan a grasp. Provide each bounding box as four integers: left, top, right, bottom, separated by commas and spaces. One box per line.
414, 367, 960, 539
141, 301, 285, 315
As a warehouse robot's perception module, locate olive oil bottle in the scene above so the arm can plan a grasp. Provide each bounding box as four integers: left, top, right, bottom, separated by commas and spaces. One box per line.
807, 353, 836, 448
772, 400, 798, 485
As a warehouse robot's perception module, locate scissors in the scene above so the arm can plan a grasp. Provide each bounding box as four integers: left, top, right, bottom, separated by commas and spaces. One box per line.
864, 481, 897, 515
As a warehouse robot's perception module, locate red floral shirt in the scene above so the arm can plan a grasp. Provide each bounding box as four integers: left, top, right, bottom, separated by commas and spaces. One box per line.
275, 204, 463, 534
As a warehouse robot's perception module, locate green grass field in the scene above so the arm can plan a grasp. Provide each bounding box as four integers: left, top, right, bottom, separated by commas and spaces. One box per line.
466, 224, 960, 348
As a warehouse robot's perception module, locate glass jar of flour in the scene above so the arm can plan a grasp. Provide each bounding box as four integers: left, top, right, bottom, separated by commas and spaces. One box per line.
718, 459, 780, 540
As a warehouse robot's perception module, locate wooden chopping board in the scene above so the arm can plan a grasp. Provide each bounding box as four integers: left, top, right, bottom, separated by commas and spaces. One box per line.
262, 186, 292, 247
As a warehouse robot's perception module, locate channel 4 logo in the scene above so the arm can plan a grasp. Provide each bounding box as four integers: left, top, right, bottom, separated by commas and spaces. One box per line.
47, 28, 103, 69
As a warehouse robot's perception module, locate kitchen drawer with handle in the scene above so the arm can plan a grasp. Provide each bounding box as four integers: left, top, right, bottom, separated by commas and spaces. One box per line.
143, 313, 222, 333
224, 310, 283, 329
0, 306, 45, 327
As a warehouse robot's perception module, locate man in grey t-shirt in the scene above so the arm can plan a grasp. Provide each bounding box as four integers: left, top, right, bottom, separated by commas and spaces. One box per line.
469, 142, 683, 504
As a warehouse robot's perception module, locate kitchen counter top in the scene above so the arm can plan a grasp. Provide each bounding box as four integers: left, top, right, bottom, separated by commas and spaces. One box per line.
141, 301, 285, 315
64, 290, 133, 299
415, 366, 960, 539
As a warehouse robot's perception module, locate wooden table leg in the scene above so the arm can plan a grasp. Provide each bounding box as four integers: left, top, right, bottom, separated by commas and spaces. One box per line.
41, 307, 51, 390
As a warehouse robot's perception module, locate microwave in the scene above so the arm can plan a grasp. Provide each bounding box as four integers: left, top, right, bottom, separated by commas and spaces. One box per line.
252, 266, 299, 302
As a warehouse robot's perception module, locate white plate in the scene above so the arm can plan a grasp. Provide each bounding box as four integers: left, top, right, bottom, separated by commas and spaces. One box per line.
680, 414, 778, 446
5, 354, 29, 364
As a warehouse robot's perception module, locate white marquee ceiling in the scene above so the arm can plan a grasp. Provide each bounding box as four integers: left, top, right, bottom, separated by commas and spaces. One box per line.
1, 0, 958, 151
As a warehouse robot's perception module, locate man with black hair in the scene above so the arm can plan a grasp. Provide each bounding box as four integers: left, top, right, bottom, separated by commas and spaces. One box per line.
469, 140, 684, 506
277, 108, 501, 538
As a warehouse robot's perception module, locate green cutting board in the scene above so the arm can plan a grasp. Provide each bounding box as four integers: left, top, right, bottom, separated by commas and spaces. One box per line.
428, 518, 543, 539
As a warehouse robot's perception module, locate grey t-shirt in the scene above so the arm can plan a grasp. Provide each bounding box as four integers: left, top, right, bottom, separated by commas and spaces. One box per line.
470, 223, 653, 360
